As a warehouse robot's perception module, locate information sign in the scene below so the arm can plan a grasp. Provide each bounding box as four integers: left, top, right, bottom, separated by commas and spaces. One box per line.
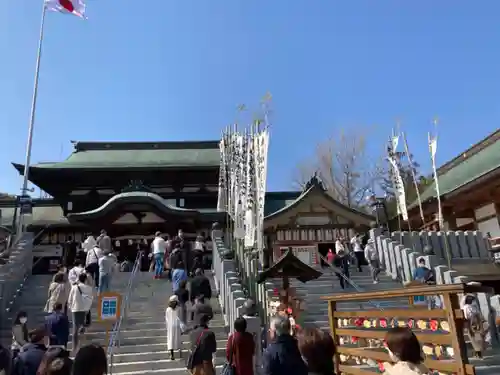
412, 295, 427, 306
98, 292, 122, 321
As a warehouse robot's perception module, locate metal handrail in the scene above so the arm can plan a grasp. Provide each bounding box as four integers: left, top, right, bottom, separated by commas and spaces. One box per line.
1, 227, 49, 313
107, 252, 142, 375
0, 225, 48, 259
315, 250, 385, 311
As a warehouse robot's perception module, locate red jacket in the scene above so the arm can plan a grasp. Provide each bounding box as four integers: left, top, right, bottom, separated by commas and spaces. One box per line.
226, 332, 255, 375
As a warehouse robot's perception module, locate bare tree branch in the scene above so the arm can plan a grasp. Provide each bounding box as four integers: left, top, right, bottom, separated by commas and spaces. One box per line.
292, 127, 384, 208
291, 160, 318, 190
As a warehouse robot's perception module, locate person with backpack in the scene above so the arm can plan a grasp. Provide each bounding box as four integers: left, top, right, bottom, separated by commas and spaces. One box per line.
85, 244, 102, 288
67, 273, 94, 354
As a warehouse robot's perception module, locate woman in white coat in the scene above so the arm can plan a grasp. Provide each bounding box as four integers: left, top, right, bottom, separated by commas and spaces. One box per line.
165, 295, 184, 360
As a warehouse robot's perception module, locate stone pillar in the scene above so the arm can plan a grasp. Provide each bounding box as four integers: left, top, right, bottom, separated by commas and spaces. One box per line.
401, 248, 413, 283
434, 265, 449, 285
456, 231, 471, 258
394, 244, 405, 282
446, 231, 461, 259
474, 231, 490, 258
466, 231, 480, 258
408, 252, 423, 280
443, 270, 459, 285
410, 232, 423, 253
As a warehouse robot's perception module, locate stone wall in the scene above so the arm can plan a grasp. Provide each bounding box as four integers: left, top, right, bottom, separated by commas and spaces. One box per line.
370, 228, 498, 344
211, 229, 275, 365
390, 230, 491, 262
371, 228, 492, 284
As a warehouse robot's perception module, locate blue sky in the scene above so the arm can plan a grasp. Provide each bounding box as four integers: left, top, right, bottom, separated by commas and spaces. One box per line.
1, 0, 499, 195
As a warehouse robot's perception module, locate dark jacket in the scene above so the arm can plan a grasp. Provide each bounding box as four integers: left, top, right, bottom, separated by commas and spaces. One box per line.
13, 343, 47, 375
45, 312, 70, 346
333, 256, 349, 275
0, 344, 11, 375
190, 275, 212, 302
262, 334, 308, 375
170, 248, 184, 270
181, 241, 191, 273
189, 326, 217, 366
175, 288, 190, 304
192, 302, 214, 325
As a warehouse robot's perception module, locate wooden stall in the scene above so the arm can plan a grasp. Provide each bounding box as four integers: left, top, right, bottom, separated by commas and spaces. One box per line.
321, 283, 493, 375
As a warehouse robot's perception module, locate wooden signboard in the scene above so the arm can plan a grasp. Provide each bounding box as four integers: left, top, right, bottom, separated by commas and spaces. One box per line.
97, 292, 122, 348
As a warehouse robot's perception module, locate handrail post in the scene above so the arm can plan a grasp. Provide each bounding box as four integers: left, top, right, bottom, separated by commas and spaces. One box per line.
328, 300, 340, 375
442, 291, 469, 375
107, 251, 142, 374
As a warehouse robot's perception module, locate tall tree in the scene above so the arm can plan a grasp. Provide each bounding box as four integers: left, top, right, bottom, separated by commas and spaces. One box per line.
381, 140, 432, 218
292, 128, 384, 208
380, 148, 421, 198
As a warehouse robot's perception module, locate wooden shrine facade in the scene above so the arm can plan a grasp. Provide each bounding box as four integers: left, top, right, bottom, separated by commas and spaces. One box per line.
407, 130, 500, 238
4, 140, 226, 243
264, 177, 374, 266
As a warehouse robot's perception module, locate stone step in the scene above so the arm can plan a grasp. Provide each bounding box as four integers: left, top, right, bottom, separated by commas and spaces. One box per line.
111, 355, 226, 372
112, 365, 223, 375
111, 339, 230, 356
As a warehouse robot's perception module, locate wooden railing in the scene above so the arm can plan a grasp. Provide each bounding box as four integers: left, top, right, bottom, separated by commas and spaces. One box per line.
321, 283, 493, 375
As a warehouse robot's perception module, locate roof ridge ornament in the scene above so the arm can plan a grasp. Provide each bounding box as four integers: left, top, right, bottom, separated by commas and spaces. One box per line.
304, 172, 326, 192
121, 180, 153, 193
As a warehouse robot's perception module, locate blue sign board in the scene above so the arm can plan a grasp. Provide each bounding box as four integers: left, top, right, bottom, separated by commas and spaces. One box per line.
413, 295, 426, 305
100, 296, 118, 320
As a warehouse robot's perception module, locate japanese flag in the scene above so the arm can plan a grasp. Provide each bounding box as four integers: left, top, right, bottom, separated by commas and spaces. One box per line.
45, 0, 86, 18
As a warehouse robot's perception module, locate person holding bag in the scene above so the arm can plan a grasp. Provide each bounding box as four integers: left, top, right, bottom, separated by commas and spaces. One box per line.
187, 314, 216, 375
224, 317, 255, 375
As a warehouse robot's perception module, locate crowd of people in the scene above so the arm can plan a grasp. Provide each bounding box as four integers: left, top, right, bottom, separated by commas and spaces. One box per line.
320, 233, 381, 287
221, 313, 435, 375
0, 332, 108, 375
0, 227, 490, 375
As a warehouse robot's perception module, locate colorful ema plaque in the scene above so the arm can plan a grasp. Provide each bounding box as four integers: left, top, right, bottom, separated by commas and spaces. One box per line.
98, 292, 122, 321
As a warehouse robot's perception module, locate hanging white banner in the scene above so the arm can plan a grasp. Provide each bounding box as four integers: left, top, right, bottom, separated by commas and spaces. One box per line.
388, 155, 408, 221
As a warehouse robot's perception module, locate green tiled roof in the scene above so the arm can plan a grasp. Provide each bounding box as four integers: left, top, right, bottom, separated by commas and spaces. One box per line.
14, 141, 221, 169
264, 192, 302, 216
410, 138, 500, 208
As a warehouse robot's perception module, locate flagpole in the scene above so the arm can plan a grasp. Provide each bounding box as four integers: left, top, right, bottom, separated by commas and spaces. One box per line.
402, 132, 426, 228
429, 126, 451, 267
18, 2, 47, 236
428, 132, 443, 231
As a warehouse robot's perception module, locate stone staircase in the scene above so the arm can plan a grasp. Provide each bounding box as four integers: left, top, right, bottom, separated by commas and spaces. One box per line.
1, 272, 227, 375
291, 261, 500, 375
291, 262, 408, 330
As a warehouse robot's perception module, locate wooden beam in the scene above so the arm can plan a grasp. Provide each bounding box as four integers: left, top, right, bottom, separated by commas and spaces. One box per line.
442, 207, 457, 230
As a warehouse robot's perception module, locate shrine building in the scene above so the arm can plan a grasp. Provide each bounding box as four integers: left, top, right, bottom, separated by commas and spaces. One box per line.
0, 140, 374, 267
407, 129, 500, 239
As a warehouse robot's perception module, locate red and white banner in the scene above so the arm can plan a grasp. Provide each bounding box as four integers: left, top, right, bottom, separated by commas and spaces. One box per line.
45, 0, 86, 18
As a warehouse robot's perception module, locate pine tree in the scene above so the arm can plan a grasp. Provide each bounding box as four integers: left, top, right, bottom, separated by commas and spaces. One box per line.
381, 150, 421, 198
